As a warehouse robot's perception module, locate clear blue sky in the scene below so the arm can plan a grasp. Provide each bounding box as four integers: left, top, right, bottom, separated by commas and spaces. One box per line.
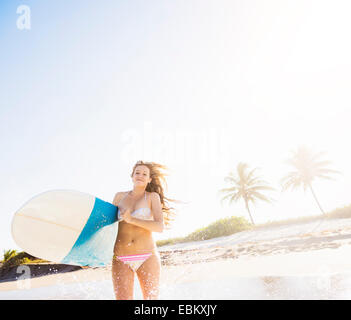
1, 0, 351, 254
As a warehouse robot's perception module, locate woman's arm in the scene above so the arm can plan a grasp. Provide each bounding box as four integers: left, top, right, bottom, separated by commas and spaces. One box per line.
123, 192, 164, 233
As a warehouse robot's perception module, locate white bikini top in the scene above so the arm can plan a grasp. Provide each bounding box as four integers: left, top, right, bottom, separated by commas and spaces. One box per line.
118, 191, 153, 221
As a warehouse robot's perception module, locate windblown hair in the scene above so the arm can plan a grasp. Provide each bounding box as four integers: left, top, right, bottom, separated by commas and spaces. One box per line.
131, 160, 176, 227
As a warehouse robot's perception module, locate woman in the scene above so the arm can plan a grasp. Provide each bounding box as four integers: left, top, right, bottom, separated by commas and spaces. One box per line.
111, 160, 174, 300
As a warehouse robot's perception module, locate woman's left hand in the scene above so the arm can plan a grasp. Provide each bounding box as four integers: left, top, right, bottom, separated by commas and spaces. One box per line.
120, 208, 132, 223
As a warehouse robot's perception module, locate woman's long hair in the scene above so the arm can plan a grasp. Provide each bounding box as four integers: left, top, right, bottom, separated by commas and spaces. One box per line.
131, 160, 176, 227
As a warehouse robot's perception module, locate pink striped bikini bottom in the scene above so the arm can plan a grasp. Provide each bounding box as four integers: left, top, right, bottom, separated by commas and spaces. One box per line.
115, 253, 153, 272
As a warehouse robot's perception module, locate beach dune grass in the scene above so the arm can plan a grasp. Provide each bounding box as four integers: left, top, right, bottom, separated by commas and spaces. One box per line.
184, 216, 251, 242
157, 203, 351, 246
157, 216, 252, 247
326, 203, 351, 219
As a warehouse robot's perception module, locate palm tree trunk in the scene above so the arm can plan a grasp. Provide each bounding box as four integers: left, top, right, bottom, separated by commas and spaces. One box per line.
244, 200, 255, 225
308, 183, 326, 215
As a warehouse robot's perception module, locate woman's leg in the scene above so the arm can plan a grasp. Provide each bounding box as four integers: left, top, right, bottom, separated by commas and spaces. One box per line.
136, 252, 161, 300
112, 256, 135, 300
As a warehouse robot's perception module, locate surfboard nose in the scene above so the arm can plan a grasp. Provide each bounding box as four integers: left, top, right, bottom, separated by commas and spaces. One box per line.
12, 190, 119, 266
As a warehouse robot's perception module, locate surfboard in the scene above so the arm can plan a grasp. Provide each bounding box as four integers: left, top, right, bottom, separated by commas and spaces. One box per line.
11, 190, 119, 267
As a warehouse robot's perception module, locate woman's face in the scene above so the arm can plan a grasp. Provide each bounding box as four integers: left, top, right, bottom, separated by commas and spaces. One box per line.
132, 165, 151, 187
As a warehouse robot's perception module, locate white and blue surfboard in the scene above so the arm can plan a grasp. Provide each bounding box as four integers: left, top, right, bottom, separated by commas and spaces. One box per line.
11, 190, 119, 267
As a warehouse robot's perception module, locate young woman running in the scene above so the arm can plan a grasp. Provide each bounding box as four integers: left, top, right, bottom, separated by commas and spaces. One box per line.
111, 160, 174, 300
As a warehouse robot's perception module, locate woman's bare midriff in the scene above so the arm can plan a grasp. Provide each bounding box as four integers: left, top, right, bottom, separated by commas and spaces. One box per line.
114, 221, 157, 256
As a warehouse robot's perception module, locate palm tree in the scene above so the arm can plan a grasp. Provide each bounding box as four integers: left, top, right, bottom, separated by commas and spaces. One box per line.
280, 146, 341, 215
219, 162, 275, 225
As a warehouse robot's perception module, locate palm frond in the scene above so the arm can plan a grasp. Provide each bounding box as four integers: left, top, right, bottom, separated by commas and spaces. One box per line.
250, 191, 274, 203
249, 184, 276, 192
218, 186, 237, 194
220, 192, 236, 205
281, 172, 304, 191
220, 162, 274, 221
281, 146, 340, 193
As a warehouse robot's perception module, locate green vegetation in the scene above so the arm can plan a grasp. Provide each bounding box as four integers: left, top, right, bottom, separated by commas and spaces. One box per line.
2, 249, 18, 262
157, 216, 252, 247
157, 216, 250, 247
184, 216, 251, 241
325, 203, 351, 219
157, 203, 351, 247
0, 250, 48, 270
254, 203, 351, 229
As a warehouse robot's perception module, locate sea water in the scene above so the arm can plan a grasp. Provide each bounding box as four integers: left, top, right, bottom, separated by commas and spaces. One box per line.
3, 218, 351, 300
1, 273, 351, 300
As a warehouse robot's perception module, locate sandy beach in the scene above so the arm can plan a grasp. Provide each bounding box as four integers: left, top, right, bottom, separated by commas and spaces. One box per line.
1, 217, 351, 299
